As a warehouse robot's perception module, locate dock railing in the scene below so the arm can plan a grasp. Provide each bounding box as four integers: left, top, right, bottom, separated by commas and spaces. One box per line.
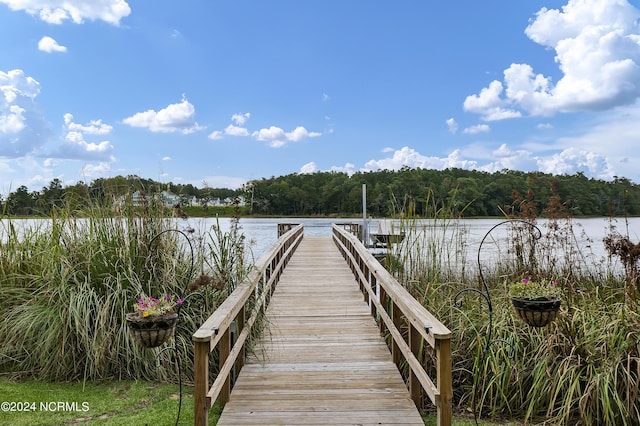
192, 224, 304, 425
332, 224, 453, 426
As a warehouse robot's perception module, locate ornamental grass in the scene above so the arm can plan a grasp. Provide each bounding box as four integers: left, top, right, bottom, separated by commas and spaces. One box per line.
388, 195, 639, 425
0, 195, 248, 384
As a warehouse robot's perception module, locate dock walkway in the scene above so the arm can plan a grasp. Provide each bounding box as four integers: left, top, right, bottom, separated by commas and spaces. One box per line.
216, 235, 424, 425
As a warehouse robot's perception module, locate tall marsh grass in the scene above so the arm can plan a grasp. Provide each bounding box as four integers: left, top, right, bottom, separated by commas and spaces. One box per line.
0, 198, 248, 383
392, 211, 640, 425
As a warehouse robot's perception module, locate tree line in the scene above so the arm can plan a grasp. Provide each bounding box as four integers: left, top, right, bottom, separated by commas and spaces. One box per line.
2, 168, 640, 217
1, 175, 239, 216
247, 168, 640, 217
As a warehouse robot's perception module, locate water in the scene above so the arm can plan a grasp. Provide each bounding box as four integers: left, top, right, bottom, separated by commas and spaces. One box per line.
3, 216, 640, 273
183, 217, 360, 261
177, 217, 638, 273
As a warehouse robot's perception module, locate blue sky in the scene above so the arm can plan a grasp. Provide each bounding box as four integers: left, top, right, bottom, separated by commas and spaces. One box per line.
2, 0, 640, 195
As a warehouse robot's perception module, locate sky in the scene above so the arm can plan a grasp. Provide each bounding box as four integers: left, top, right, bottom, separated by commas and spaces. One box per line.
2, 0, 640, 195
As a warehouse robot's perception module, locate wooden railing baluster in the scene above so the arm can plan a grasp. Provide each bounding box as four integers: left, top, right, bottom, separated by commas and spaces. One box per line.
331, 224, 452, 426
193, 224, 304, 426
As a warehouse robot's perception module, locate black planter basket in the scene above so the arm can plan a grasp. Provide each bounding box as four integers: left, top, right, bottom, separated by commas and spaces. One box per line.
126, 312, 178, 348
510, 296, 561, 327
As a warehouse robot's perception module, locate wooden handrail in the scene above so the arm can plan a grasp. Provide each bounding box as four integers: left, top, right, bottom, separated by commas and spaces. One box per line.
193, 224, 304, 426
332, 224, 453, 426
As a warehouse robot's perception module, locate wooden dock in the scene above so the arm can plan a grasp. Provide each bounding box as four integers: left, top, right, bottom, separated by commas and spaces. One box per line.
216, 236, 425, 425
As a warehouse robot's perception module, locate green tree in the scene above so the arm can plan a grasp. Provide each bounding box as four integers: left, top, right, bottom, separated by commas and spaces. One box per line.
7, 186, 36, 215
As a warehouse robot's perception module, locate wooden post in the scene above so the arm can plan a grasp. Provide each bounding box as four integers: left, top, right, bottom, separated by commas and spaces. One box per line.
370, 275, 377, 318
219, 328, 231, 404
436, 337, 453, 426
408, 323, 423, 410
379, 288, 387, 334
236, 306, 246, 373
391, 301, 401, 366
361, 264, 369, 296
194, 340, 210, 426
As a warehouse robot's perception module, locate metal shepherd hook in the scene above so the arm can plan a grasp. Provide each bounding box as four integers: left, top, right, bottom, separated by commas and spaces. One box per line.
453, 219, 541, 425
148, 228, 205, 426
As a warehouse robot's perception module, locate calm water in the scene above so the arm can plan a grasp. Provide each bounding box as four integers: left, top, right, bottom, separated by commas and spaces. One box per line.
3, 216, 639, 273
188, 217, 640, 273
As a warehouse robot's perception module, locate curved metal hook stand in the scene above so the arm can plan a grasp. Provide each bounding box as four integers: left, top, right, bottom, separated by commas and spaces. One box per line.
146, 229, 203, 426
156, 292, 206, 426
454, 219, 541, 425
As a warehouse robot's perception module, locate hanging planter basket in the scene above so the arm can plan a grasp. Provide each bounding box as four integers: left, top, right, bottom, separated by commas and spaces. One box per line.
510, 296, 561, 327
126, 312, 178, 348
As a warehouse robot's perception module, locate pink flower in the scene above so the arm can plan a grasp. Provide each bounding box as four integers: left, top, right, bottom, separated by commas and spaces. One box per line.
177, 298, 183, 305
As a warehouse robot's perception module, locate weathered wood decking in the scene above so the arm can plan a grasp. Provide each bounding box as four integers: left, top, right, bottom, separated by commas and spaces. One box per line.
216, 235, 424, 425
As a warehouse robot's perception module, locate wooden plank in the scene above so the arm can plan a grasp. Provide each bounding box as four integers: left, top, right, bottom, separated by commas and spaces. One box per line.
193, 340, 211, 426
333, 228, 451, 341
216, 236, 424, 425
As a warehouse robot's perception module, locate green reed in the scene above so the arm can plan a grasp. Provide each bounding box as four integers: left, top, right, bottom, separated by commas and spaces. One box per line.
390, 207, 639, 425
0, 195, 247, 383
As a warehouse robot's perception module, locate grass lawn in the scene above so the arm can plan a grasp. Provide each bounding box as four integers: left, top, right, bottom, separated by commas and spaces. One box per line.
1, 378, 521, 425
0, 378, 221, 425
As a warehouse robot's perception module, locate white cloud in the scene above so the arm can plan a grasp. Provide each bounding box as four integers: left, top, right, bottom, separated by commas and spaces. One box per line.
537, 147, 613, 179
38, 36, 67, 53
29, 173, 61, 188
211, 113, 321, 147
55, 132, 114, 161
300, 162, 317, 174
208, 130, 224, 140
542, 102, 640, 178
0, 0, 131, 25
446, 118, 458, 134
0, 105, 26, 134
80, 162, 111, 178
0, 69, 40, 102
479, 144, 537, 173
64, 113, 112, 134
466, 0, 640, 119
352, 142, 615, 182
43, 158, 61, 167
364, 146, 479, 171
0, 69, 49, 157
463, 80, 522, 121
462, 124, 490, 134
252, 126, 285, 142
231, 112, 250, 126
11, 157, 61, 190
329, 163, 357, 175
219, 113, 252, 136
123, 97, 202, 134
47, 115, 115, 162
252, 125, 321, 148
225, 124, 249, 137
286, 126, 322, 142
162, 156, 171, 161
